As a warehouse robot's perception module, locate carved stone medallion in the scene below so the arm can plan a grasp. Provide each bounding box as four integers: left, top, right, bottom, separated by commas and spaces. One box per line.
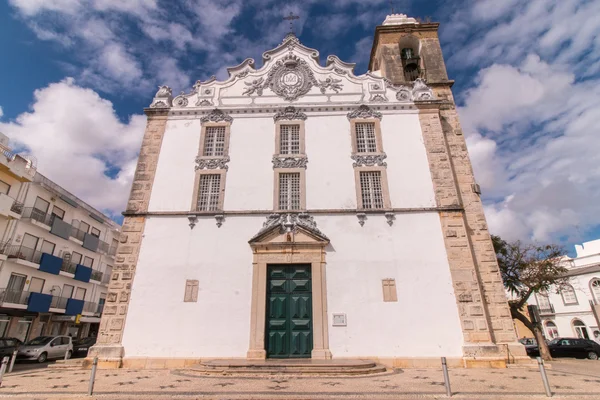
273, 106, 307, 122
200, 109, 233, 124
347, 105, 383, 120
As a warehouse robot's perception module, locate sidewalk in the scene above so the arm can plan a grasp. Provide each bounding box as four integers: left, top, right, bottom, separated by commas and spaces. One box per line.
0, 359, 599, 399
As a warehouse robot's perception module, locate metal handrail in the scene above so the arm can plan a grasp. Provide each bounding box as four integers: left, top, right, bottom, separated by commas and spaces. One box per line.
61, 261, 77, 274
9, 201, 23, 215
3, 244, 43, 264
50, 296, 68, 309
0, 288, 31, 305
108, 245, 117, 256
538, 304, 555, 314
90, 270, 103, 282
83, 301, 98, 313
21, 207, 55, 226
70, 226, 86, 241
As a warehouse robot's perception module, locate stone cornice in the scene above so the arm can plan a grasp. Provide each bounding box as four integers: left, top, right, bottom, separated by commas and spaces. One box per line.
143, 108, 170, 117
122, 205, 464, 217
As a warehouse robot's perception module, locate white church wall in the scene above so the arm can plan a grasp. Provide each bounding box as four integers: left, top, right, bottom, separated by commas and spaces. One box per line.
148, 111, 436, 213
121, 212, 462, 358
322, 213, 464, 358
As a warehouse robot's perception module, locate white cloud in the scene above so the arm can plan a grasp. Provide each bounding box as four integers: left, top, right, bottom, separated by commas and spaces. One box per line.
8, 0, 82, 16
0, 79, 145, 217
0, 106, 3, 119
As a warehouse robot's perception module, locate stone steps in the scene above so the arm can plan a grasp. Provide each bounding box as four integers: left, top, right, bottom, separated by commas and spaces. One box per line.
185, 359, 389, 376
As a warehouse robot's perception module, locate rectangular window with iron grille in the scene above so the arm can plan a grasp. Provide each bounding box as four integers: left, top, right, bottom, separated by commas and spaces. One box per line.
279, 124, 300, 154
359, 171, 384, 209
279, 173, 301, 210
197, 174, 221, 211
355, 122, 377, 153
203, 126, 226, 156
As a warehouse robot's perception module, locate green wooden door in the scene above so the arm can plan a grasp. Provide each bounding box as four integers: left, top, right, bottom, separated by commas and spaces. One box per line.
266, 264, 313, 358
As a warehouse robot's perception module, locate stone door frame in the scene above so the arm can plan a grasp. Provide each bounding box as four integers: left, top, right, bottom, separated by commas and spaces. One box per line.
247, 239, 331, 360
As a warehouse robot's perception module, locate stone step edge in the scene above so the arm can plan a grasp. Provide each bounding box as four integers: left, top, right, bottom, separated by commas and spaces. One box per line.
186, 366, 389, 375
200, 362, 377, 370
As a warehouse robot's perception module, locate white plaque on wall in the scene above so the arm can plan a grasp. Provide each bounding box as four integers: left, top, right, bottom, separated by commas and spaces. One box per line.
332, 313, 347, 326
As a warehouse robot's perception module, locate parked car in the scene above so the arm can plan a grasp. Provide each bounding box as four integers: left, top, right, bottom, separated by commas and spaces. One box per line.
525, 337, 600, 360
17, 336, 73, 363
72, 337, 96, 357
0, 338, 22, 359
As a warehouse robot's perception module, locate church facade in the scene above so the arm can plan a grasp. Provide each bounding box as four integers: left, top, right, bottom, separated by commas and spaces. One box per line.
90, 14, 527, 368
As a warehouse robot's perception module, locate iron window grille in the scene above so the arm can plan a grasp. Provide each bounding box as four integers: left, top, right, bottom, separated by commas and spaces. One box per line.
359, 171, 384, 209
355, 122, 377, 153
197, 174, 221, 211
203, 126, 226, 156
279, 124, 301, 154
278, 173, 301, 210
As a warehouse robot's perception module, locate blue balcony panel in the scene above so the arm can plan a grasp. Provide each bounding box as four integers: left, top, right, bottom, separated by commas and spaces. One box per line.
27, 292, 52, 313
65, 298, 84, 315
74, 264, 92, 283
39, 253, 62, 275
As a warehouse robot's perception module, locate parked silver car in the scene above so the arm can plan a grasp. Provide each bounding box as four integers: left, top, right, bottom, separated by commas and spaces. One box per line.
17, 336, 73, 363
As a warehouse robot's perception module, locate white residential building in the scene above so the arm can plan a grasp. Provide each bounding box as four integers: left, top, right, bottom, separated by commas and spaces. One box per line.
528, 239, 600, 341
0, 133, 119, 343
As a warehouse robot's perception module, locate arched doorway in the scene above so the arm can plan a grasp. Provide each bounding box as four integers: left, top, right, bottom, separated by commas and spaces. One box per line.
573, 319, 589, 339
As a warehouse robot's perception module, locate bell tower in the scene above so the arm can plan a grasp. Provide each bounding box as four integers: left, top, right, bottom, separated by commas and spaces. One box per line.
369, 14, 530, 367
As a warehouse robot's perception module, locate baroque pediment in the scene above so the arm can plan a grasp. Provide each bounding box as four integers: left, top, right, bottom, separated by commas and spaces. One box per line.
249, 213, 329, 245
152, 33, 434, 110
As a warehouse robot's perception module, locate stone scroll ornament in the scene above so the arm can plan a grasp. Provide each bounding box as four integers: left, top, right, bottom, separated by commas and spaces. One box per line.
195, 156, 230, 171
150, 85, 173, 108
242, 54, 344, 101
273, 106, 307, 122
272, 156, 308, 169
346, 105, 383, 120
253, 213, 328, 239
200, 109, 233, 124
351, 154, 387, 167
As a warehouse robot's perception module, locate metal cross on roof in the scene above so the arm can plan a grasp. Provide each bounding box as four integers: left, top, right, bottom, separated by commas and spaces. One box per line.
283, 12, 299, 33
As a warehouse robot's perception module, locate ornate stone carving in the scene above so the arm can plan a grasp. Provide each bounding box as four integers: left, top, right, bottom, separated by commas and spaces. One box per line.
273, 106, 307, 122
396, 87, 412, 102
370, 94, 387, 102
317, 77, 343, 94
347, 105, 383, 120
251, 213, 328, 241
173, 96, 189, 107
187, 215, 198, 229
215, 215, 225, 228
200, 109, 233, 124
242, 78, 264, 96
272, 156, 308, 169
265, 54, 316, 101
196, 99, 213, 107
333, 67, 347, 75
356, 213, 367, 227
149, 85, 173, 108
195, 156, 230, 171
385, 212, 395, 226
351, 153, 387, 167
412, 78, 434, 100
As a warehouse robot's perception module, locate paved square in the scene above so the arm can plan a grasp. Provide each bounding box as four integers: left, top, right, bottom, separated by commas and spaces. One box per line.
1, 359, 599, 399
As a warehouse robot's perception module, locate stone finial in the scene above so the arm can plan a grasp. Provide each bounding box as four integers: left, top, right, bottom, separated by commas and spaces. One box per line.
382, 14, 418, 26
150, 85, 173, 108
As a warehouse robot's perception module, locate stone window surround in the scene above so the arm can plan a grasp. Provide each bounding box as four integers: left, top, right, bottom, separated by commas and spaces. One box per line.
560, 284, 578, 306
190, 169, 227, 212
273, 168, 306, 212
197, 121, 232, 159
353, 166, 391, 210
274, 120, 306, 157
349, 119, 384, 155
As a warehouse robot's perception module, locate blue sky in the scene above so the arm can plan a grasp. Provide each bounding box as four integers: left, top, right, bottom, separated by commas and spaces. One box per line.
0, 0, 599, 253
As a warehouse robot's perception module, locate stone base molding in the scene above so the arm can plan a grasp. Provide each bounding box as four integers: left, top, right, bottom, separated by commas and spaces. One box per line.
86, 109, 169, 368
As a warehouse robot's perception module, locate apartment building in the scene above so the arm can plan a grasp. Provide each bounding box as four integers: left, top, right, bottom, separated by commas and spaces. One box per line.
527, 239, 600, 341
0, 133, 120, 342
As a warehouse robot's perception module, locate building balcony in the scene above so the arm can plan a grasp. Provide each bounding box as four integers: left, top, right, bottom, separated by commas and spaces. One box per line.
0, 289, 63, 313
0, 288, 30, 306
90, 269, 103, 283
3, 244, 42, 265
96, 303, 104, 315
0, 194, 23, 220
0, 144, 36, 182
538, 304, 555, 315
82, 301, 98, 316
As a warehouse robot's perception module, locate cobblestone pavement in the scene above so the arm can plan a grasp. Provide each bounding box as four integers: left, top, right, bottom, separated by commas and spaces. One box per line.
0, 359, 599, 399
